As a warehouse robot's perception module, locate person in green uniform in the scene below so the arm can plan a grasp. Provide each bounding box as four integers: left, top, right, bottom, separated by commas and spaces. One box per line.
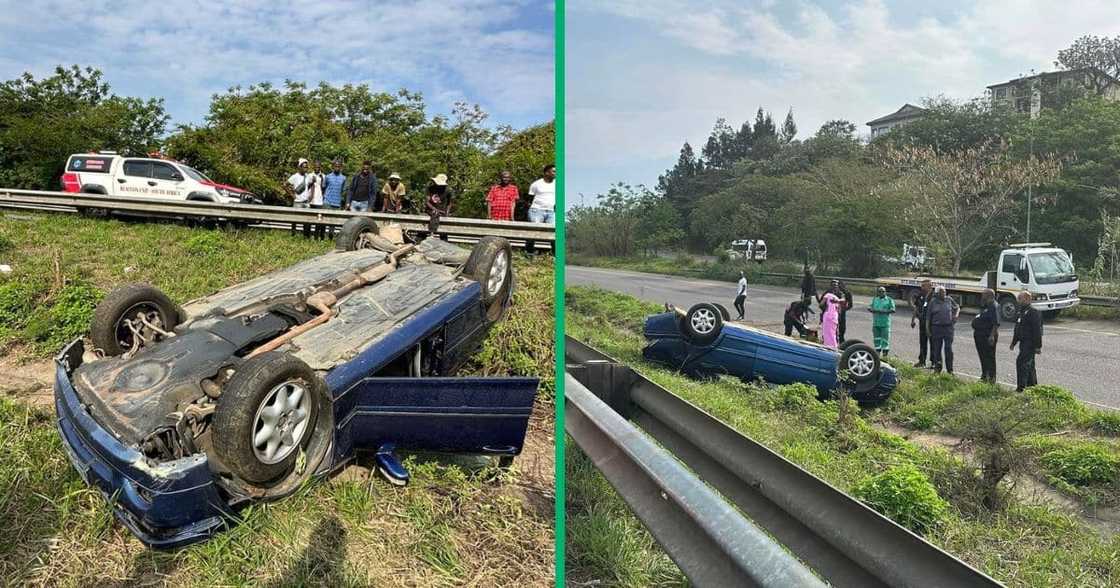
868, 286, 896, 356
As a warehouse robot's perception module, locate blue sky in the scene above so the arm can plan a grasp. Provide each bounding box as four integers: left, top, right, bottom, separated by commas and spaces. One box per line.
0, 0, 555, 130
566, 0, 1120, 206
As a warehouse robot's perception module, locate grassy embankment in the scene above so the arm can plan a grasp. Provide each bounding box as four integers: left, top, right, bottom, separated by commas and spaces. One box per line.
565, 285, 1120, 588
0, 212, 555, 587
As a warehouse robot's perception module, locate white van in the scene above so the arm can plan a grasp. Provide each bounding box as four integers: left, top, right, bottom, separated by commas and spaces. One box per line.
727, 239, 767, 262
61, 152, 258, 204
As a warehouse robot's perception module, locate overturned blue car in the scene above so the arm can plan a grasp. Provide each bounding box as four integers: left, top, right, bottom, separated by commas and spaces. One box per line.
642, 302, 898, 405
54, 217, 537, 548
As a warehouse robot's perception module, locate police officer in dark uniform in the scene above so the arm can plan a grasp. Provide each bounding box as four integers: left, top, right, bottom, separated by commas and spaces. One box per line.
909, 279, 933, 367
1010, 291, 1043, 391
971, 288, 1000, 383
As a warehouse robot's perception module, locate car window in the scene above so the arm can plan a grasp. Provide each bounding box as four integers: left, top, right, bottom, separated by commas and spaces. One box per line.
182, 165, 210, 182
68, 156, 114, 174
123, 160, 152, 178
1001, 253, 1021, 273
152, 162, 181, 181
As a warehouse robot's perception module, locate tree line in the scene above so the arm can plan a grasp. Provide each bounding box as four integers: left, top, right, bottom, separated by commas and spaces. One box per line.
0, 65, 554, 218
569, 35, 1120, 283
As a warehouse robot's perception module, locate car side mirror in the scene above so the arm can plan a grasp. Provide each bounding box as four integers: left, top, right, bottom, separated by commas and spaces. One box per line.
172, 173, 183, 181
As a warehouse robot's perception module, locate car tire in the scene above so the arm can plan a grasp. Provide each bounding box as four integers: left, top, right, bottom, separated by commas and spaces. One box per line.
712, 303, 731, 321
465, 236, 513, 319
212, 352, 325, 485
335, 217, 380, 251
838, 342, 880, 384
684, 303, 723, 345
838, 339, 867, 351
90, 283, 181, 356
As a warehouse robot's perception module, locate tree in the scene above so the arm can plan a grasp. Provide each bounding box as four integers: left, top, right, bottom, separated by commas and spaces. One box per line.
567, 183, 646, 257
816, 119, 857, 139
780, 109, 797, 144
1055, 34, 1120, 96
881, 141, 1062, 274
874, 97, 1016, 153
0, 66, 167, 189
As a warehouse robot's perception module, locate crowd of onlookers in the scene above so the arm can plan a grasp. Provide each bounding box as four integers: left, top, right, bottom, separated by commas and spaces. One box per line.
284, 158, 556, 230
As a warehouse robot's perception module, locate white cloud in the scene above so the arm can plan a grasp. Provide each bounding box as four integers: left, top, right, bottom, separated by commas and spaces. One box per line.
566, 0, 1120, 199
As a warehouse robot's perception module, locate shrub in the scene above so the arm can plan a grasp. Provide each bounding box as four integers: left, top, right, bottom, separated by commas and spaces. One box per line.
774, 382, 818, 410
1042, 445, 1120, 486
183, 231, 225, 256
1024, 385, 1088, 431
853, 464, 948, 534
1088, 412, 1120, 436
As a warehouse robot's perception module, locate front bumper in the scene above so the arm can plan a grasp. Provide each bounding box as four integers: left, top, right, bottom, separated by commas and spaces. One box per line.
1033, 297, 1079, 312
53, 339, 235, 549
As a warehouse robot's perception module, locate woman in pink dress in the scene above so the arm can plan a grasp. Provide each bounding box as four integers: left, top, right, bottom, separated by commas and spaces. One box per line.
820, 290, 843, 348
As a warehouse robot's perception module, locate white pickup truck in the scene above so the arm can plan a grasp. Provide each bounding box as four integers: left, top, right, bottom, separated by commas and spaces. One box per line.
60, 152, 258, 205
877, 243, 1079, 321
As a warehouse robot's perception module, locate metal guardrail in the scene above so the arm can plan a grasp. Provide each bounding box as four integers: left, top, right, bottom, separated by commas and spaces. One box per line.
566, 336, 1003, 588
759, 271, 1118, 309
0, 188, 555, 248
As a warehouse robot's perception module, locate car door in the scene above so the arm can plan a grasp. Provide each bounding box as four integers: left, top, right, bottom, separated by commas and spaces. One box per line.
118, 160, 153, 197
149, 162, 188, 199
331, 377, 538, 461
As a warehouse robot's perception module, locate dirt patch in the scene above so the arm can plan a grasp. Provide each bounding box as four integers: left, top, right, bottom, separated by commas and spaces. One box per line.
506, 411, 556, 519
877, 421, 1120, 536
0, 350, 54, 409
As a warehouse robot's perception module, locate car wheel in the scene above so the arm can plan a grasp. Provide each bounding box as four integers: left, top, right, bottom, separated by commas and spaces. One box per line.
712, 303, 731, 321
838, 339, 867, 351
212, 352, 325, 485
838, 342, 880, 384
998, 295, 1018, 322
465, 236, 513, 320
684, 303, 723, 345
90, 283, 181, 356
335, 217, 380, 251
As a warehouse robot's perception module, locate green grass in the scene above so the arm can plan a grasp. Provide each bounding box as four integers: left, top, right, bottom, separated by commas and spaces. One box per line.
0, 212, 555, 587
565, 285, 1120, 587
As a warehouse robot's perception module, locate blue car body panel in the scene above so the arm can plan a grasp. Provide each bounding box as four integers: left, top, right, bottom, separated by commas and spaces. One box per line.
641, 312, 897, 403
54, 272, 536, 549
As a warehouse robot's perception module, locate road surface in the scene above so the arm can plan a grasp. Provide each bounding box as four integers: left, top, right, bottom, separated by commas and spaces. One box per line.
568, 265, 1120, 410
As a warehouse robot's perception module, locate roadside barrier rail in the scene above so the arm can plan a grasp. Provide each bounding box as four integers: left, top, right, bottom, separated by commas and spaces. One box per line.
0, 188, 555, 249
565, 336, 1003, 588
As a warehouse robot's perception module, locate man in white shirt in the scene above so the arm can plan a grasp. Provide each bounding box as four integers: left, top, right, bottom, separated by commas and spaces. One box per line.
287, 158, 312, 208
733, 271, 747, 320
527, 164, 556, 224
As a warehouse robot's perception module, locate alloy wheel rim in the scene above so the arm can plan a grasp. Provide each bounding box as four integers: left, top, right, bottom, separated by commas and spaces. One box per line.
848, 350, 875, 377
488, 250, 509, 296
252, 380, 311, 464
691, 308, 716, 334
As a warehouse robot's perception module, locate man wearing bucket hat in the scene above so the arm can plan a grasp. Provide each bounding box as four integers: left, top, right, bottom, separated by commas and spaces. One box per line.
381, 172, 407, 213
426, 173, 453, 235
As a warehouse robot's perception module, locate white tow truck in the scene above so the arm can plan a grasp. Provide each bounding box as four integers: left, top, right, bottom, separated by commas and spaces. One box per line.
727, 239, 767, 262
877, 243, 1079, 321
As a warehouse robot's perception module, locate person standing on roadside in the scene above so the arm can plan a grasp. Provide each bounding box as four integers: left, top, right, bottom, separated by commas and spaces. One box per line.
307, 160, 327, 238
837, 281, 853, 344
925, 286, 960, 373
910, 279, 933, 367
286, 158, 312, 237
868, 287, 896, 356
1011, 291, 1043, 391
800, 266, 816, 306
381, 172, 407, 213
426, 173, 453, 235
528, 164, 556, 224
733, 271, 747, 320
486, 170, 519, 221
344, 160, 379, 212
819, 288, 843, 349
972, 288, 1000, 383
322, 159, 346, 210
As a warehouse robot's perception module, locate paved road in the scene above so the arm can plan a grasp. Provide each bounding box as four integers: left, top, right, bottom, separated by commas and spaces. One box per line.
568, 266, 1120, 410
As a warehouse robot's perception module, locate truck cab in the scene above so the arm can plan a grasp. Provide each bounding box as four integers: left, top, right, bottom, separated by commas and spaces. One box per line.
727, 239, 767, 262
990, 243, 1079, 319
